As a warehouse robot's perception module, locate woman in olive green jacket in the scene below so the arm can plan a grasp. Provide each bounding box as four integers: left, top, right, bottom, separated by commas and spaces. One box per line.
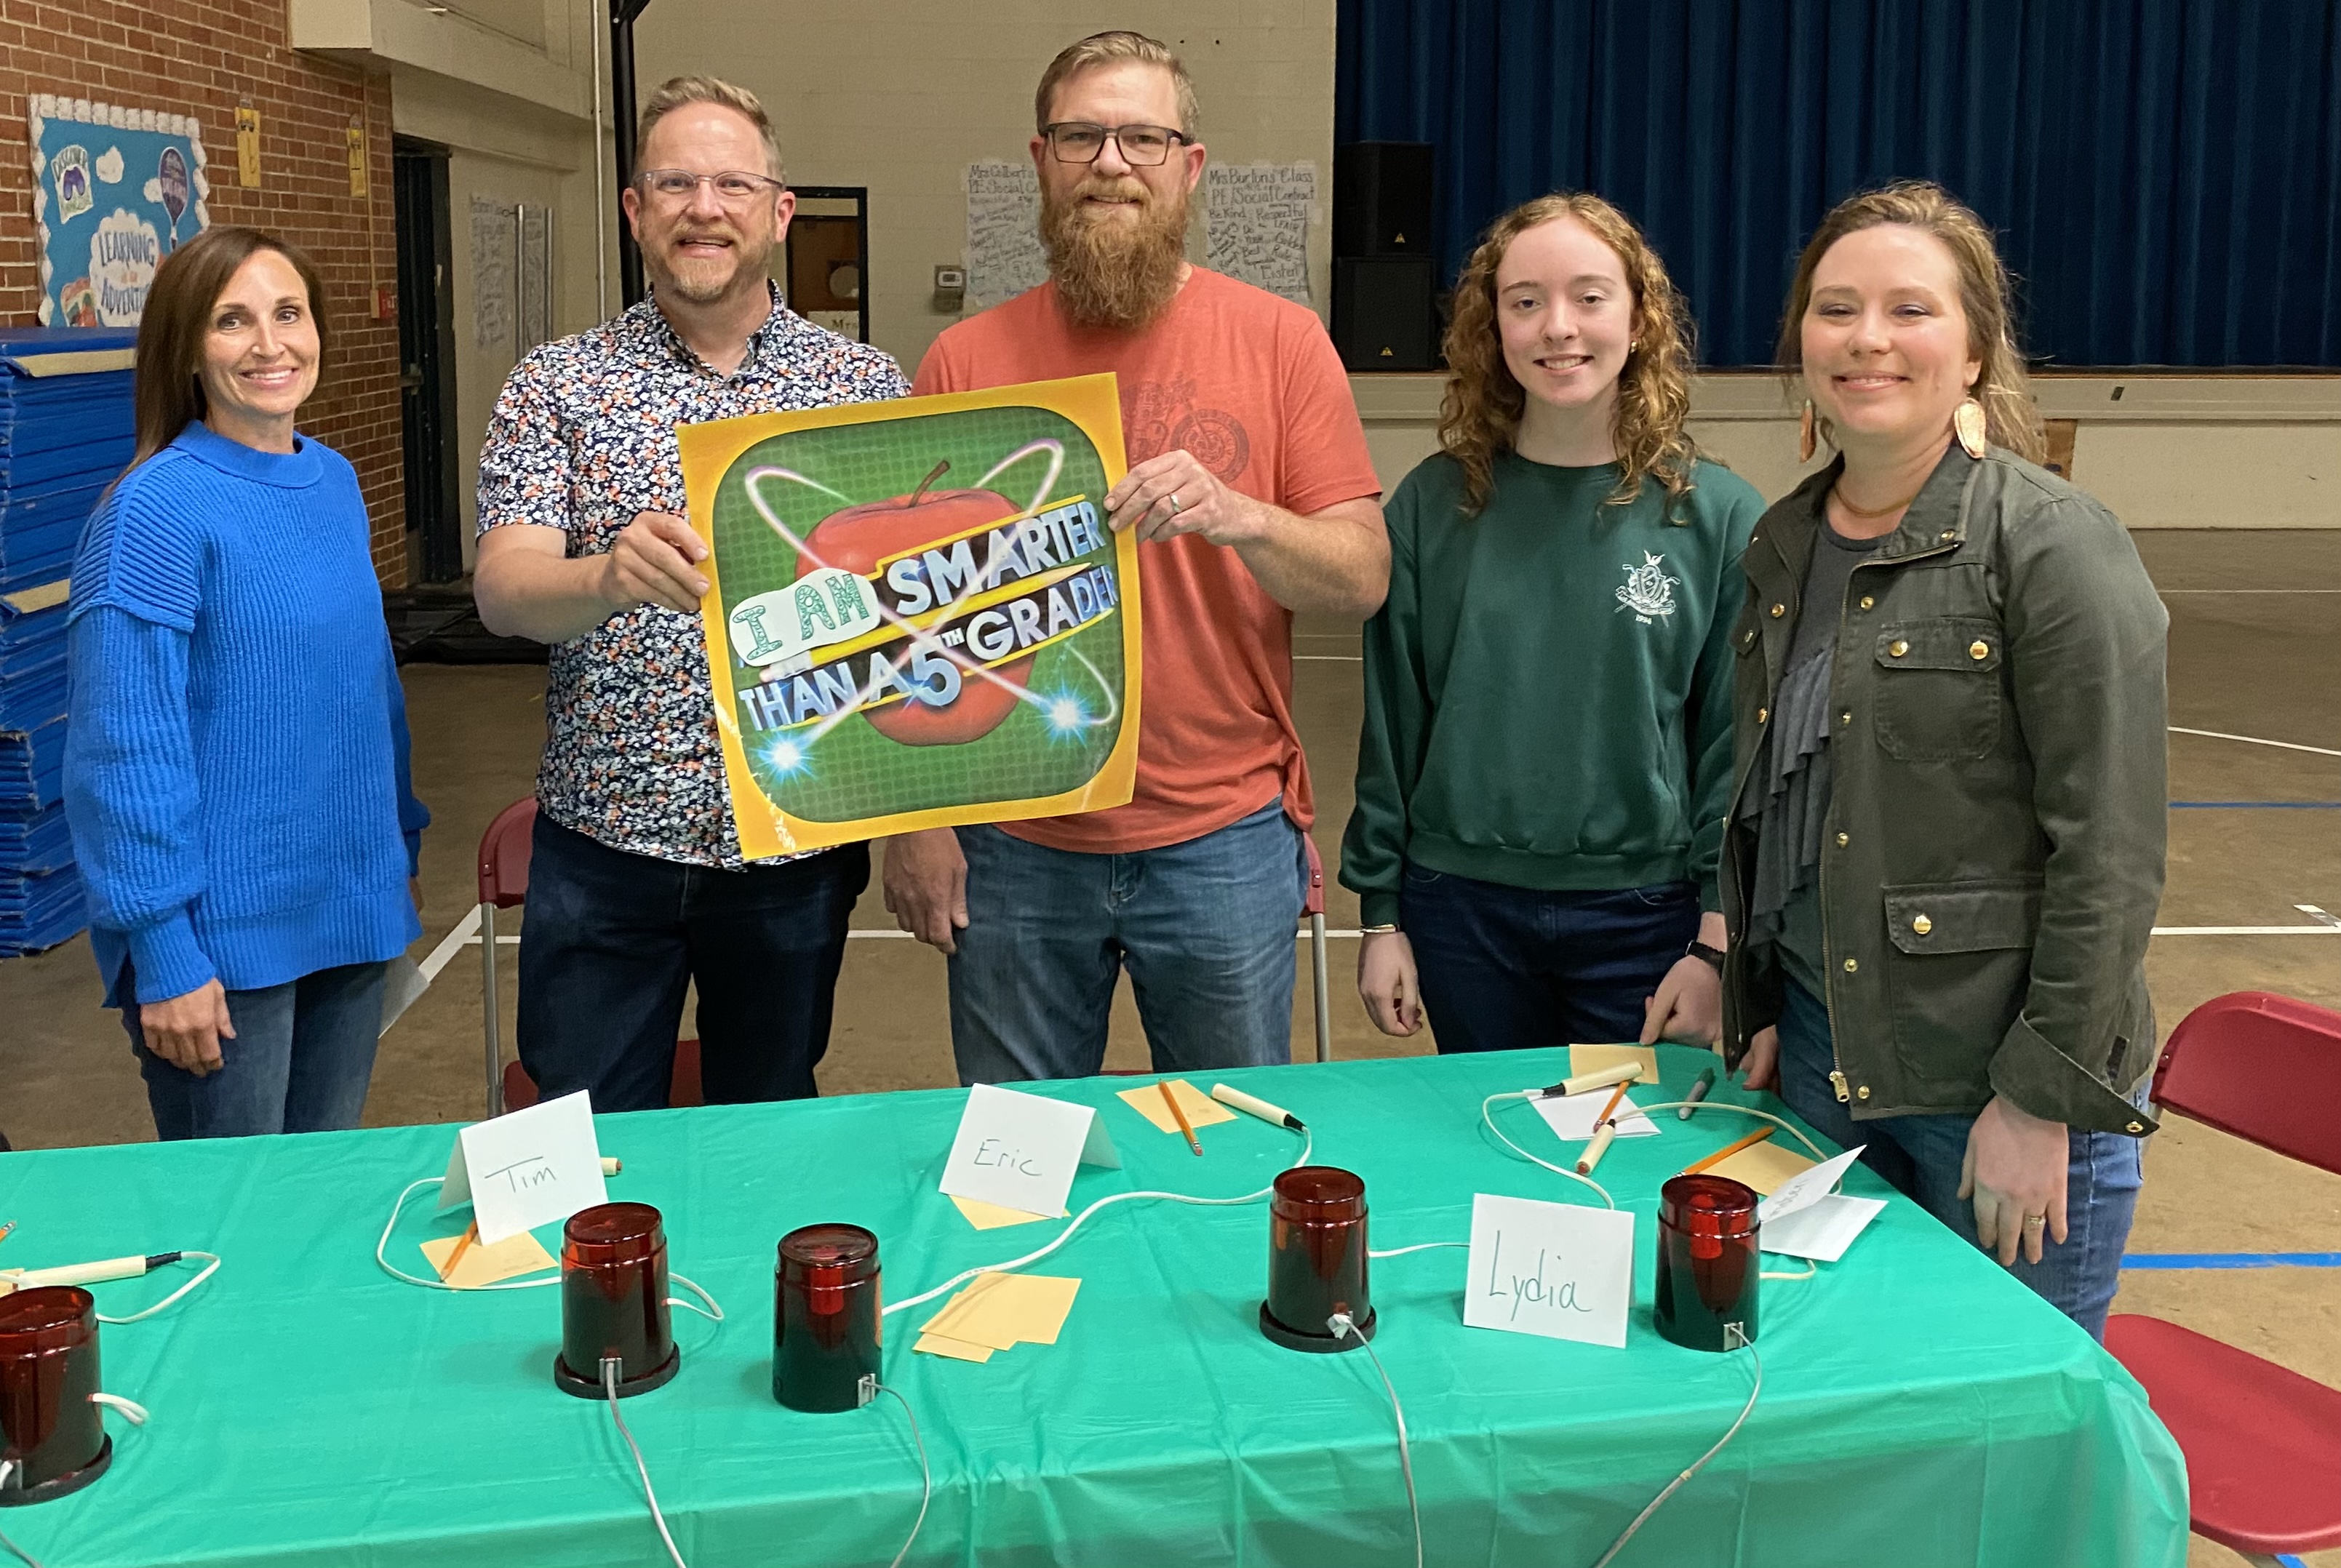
1719, 183, 2167, 1340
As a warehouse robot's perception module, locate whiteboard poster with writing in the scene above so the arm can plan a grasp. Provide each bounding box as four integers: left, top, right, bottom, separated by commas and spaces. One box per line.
965, 161, 1047, 311
468, 196, 515, 353
1205, 162, 1315, 305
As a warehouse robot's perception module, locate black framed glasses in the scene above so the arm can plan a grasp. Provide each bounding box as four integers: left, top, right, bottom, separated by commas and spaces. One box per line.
637, 169, 786, 205
1042, 122, 1189, 167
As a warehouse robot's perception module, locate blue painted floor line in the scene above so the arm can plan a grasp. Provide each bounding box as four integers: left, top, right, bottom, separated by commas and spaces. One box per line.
2121, 1252, 2341, 1270
2168, 801, 2341, 809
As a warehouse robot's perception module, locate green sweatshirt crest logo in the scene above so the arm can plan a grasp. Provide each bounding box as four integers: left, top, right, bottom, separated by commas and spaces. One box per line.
1616, 551, 1678, 623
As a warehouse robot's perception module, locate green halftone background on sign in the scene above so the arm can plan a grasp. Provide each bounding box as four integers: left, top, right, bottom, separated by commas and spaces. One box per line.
708, 404, 1128, 825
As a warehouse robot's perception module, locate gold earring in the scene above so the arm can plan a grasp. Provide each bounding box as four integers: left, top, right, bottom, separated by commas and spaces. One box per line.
1798, 400, 1817, 464
1955, 398, 1987, 459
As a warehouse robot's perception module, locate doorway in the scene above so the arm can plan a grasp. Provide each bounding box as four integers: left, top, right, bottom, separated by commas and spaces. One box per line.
394, 137, 463, 584
785, 186, 869, 343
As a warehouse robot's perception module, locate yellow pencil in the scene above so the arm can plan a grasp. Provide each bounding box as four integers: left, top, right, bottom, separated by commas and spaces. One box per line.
441, 1220, 479, 1281
1158, 1080, 1203, 1156
1683, 1125, 1775, 1177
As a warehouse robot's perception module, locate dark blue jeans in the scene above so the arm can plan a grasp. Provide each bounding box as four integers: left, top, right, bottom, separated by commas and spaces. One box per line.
515, 816, 869, 1111
1398, 864, 1702, 1051
946, 799, 1309, 1084
1775, 977, 2146, 1340
119, 958, 386, 1139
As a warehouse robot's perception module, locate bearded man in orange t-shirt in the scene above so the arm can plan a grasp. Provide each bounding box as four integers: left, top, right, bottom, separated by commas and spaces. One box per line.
886, 31, 1388, 1085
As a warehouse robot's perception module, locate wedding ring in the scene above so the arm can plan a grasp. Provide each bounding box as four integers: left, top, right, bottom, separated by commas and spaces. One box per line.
2023, 1214, 2046, 1228
1167, 493, 1182, 516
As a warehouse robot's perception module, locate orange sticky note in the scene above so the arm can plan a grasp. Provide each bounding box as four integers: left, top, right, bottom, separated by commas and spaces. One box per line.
950, 1194, 1066, 1231
421, 1227, 557, 1287
914, 1333, 996, 1363
1114, 1078, 1237, 1135
1699, 1140, 1816, 1197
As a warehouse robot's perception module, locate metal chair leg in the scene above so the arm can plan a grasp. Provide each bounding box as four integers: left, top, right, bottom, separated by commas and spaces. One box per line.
481, 902, 504, 1118
1310, 911, 1331, 1063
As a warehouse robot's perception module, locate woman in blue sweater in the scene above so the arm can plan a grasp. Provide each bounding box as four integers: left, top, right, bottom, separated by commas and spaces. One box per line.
65, 226, 428, 1139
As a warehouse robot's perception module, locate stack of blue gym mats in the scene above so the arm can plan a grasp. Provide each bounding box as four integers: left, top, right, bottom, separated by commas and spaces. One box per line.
0, 326, 137, 956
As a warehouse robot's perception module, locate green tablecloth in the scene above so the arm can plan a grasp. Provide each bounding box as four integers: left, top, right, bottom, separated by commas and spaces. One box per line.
0, 1046, 2186, 1567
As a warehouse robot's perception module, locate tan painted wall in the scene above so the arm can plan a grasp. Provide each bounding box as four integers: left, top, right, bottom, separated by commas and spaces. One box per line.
300, 0, 618, 564
634, 0, 1339, 377
1351, 375, 2341, 527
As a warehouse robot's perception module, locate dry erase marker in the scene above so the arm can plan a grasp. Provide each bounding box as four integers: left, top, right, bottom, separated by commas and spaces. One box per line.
1209, 1084, 1306, 1131
1678, 1067, 1717, 1120
1534, 1060, 1643, 1100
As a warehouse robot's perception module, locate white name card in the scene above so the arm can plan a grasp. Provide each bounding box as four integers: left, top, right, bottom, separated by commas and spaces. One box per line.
436, 1089, 609, 1246
1756, 1145, 1865, 1226
1464, 1193, 1635, 1349
940, 1084, 1120, 1219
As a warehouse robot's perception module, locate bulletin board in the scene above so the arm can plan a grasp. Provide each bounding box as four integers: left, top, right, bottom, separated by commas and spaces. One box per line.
28, 95, 210, 327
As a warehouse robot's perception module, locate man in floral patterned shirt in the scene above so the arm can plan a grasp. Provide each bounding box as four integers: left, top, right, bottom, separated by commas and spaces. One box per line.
474, 76, 908, 1110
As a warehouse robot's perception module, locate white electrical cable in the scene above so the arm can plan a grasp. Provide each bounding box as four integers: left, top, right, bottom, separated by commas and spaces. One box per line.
0, 1460, 45, 1568
375, 1178, 559, 1292
1760, 1260, 1817, 1281
883, 1126, 1314, 1319
602, 1357, 690, 1568
95, 1252, 220, 1324
1328, 1311, 1421, 1568
375, 1177, 722, 1317
665, 1277, 725, 1322
88, 1393, 148, 1425
1584, 1327, 1761, 1568
1480, 1093, 1615, 1207
1367, 1241, 1469, 1259
872, 1384, 932, 1568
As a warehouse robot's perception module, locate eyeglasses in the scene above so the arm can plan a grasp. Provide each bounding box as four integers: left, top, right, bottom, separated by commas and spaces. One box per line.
637, 169, 785, 205
1041, 122, 1189, 167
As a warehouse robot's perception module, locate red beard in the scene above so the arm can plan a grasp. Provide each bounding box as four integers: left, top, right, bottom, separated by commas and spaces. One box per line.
1041, 177, 1191, 330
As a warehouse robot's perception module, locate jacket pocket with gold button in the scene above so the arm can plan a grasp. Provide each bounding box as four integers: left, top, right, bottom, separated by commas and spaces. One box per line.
1872, 617, 2004, 762
1879, 879, 2041, 1088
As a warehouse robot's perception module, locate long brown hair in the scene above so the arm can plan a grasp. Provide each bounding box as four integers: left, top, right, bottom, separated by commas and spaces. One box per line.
129, 226, 330, 468
1775, 180, 2044, 463
1437, 193, 1699, 516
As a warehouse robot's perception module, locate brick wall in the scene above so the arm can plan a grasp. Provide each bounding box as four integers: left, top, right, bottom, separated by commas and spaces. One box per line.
0, 1, 406, 586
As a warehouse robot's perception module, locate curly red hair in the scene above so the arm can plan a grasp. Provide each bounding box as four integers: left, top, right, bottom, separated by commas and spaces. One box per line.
1437, 193, 1700, 516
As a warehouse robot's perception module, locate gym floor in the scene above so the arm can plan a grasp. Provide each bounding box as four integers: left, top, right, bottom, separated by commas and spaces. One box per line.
3, 528, 2334, 1568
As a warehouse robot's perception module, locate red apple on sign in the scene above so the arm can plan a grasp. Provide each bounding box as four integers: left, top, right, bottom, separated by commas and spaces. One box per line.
798, 460, 1034, 745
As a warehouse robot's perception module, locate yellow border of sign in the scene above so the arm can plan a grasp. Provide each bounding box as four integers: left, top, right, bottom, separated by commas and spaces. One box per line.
679, 372, 1139, 859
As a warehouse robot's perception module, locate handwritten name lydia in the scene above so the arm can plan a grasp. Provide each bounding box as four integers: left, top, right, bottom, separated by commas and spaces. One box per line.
1484, 1229, 1593, 1321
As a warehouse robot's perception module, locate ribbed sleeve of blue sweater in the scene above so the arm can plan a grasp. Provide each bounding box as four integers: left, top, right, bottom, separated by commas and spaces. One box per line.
64, 422, 429, 1006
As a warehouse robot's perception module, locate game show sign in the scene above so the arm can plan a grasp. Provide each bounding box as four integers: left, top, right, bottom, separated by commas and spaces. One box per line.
679, 373, 1141, 858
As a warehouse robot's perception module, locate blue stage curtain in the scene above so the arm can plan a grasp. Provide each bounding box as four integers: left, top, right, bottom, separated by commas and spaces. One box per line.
1335, 0, 2341, 367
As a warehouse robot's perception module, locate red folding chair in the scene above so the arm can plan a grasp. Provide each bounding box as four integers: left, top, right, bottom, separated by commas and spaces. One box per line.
474, 797, 701, 1117
2105, 991, 2341, 1567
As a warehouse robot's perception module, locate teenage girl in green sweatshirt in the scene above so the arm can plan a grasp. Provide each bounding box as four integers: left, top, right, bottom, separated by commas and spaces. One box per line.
1340, 193, 1761, 1052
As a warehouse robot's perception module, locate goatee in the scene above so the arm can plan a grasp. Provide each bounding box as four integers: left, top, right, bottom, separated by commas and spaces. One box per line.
1041, 177, 1190, 330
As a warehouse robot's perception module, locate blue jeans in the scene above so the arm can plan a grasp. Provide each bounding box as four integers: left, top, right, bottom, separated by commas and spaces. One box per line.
947, 798, 1309, 1083
516, 816, 869, 1111
1774, 977, 2146, 1340
1400, 865, 1702, 1051
119, 958, 386, 1139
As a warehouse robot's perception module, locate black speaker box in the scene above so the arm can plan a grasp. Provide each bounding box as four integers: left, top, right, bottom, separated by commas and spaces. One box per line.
1333, 257, 1437, 372
1334, 142, 1434, 256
